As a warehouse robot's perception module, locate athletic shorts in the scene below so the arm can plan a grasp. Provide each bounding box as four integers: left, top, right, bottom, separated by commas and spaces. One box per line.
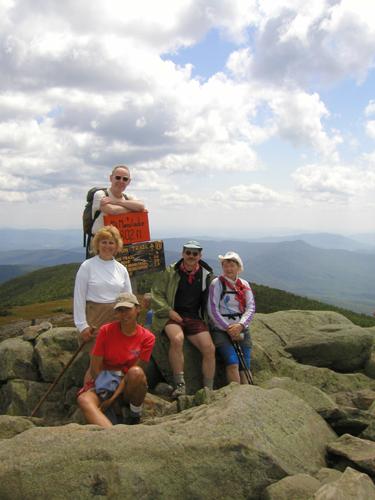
216, 343, 251, 370
166, 317, 208, 336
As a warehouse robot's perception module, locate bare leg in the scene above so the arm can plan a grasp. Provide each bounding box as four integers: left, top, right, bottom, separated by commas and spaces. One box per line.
78, 391, 113, 428
123, 366, 148, 406
239, 371, 249, 384
188, 331, 216, 382
164, 324, 185, 375
226, 364, 241, 383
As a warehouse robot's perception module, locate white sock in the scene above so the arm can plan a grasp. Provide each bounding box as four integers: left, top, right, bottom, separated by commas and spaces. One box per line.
203, 378, 214, 390
130, 403, 143, 415
173, 372, 185, 385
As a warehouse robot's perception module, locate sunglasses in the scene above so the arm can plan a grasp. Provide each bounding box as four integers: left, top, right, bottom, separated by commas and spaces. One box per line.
114, 175, 130, 182
184, 250, 200, 256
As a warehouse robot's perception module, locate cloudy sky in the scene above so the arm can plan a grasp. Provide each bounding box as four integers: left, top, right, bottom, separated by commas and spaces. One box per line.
1, 0, 375, 238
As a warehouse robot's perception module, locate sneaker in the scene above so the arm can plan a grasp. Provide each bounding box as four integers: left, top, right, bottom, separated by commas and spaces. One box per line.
172, 382, 186, 398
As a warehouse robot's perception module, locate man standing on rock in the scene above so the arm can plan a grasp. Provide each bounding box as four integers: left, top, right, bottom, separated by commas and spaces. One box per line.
151, 240, 216, 397
91, 164, 145, 235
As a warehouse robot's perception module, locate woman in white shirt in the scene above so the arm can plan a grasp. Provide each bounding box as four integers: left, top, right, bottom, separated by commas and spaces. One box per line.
74, 225, 132, 348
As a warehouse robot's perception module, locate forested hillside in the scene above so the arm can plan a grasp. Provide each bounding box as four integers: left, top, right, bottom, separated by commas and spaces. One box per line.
1, 264, 374, 328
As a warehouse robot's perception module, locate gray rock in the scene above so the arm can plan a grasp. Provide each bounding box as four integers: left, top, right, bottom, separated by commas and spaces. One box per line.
0, 384, 336, 499
22, 321, 52, 341
153, 382, 173, 397
347, 389, 375, 410
0, 320, 30, 341
0, 337, 38, 381
330, 406, 375, 436
360, 421, 375, 441
262, 473, 321, 499
261, 377, 339, 420
34, 327, 81, 382
151, 332, 208, 393
0, 378, 65, 422
327, 433, 375, 479
285, 325, 373, 372
313, 466, 375, 499
314, 467, 342, 485
365, 352, 375, 379
276, 357, 375, 394
253, 311, 353, 349
0, 415, 35, 439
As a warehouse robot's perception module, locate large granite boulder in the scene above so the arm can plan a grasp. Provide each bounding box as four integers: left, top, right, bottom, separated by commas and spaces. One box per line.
0, 337, 38, 381
34, 327, 84, 384
150, 310, 371, 393
284, 324, 373, 372
0, 384, 336, 499
260, 377, 339, 420
275, 357, 375, 394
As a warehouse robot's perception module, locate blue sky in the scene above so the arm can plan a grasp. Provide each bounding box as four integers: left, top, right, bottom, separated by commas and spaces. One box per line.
0, 0, 374, 238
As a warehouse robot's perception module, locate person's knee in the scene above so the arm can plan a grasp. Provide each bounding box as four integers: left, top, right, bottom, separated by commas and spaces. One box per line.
169, 332, 184, 349
201, 339, 215, 357
127, 365, 147, 385
77, 393, 92, 411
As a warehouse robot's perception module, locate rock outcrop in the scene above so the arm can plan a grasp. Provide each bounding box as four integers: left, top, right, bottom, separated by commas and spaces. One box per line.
0, 384, 336, 499
1, 309, 375, 498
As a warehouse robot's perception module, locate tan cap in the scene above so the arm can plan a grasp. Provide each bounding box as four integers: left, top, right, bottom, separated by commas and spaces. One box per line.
113, 292, 140, 309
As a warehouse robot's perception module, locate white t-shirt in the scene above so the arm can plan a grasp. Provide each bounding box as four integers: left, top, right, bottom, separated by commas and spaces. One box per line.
73, 255, 132, 332
91, 188, 134, 234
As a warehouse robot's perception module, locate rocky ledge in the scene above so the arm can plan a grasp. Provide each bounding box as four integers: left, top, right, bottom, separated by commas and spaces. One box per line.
1, 310, 375, 499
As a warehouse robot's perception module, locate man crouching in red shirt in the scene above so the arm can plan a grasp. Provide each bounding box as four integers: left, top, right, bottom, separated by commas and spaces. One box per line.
77, 292, 155, 427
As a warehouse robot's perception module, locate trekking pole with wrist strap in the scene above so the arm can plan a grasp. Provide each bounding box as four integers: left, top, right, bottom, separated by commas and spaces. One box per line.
230, 338, 254, 385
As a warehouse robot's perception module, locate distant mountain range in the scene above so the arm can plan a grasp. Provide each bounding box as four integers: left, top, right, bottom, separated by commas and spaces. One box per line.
0, 227, 374, 253
1, 263, 374, 329
163, 238, 375, 315
0, 228, 374, 315
253, 233, 375, 252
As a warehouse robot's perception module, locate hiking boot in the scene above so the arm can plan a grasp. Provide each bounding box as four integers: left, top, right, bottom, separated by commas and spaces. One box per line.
127, 412, 141, 425
172, 382, 186, 398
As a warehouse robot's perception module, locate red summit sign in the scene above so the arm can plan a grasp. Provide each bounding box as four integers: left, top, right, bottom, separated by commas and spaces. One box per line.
103, 211, 150, 244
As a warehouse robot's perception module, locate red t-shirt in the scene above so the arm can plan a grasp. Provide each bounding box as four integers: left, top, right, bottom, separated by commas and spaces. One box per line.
92, 322, 155, 373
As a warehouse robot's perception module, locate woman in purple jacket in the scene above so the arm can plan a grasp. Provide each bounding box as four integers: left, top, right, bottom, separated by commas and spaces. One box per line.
208, 251, 255, 384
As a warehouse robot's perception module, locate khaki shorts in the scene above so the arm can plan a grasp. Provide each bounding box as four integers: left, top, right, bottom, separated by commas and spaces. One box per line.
79, 301, 118, 352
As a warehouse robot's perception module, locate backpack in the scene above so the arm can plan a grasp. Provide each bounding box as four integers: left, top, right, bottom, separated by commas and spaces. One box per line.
82, 188, 129, 257
82, 187, 108, 249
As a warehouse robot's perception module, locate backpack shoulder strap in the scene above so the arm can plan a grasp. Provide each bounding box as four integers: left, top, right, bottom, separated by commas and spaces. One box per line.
93, 188, 109, 220
219, 276, 227, 301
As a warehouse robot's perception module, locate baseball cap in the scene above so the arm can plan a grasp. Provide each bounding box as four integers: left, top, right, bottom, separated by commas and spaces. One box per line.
183, 240, 202, 250
113, 292, 140, 309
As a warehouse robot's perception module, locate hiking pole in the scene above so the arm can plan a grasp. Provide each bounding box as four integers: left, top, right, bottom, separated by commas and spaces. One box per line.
234, 341, 254, 385
230, 338, 254, 385
31, 341, 86, 417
